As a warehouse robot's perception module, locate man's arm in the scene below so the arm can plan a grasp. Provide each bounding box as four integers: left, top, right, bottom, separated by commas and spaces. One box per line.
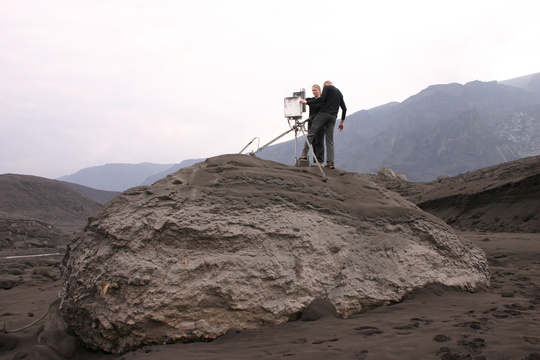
338, 96, 347, 132
340, 97, 347, 120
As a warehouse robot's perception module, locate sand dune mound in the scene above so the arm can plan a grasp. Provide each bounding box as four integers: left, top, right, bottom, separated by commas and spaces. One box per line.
0, 174, 103, 253
378, 155, 540, 232
60, 155, 490, 354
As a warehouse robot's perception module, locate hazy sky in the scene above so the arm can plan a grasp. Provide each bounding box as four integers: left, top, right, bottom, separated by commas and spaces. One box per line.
1, 1, 539, 179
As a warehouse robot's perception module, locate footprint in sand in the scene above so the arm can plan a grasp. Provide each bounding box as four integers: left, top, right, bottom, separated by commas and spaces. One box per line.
433, 334, 452, 342
523, 336, 539, 345
353, 326, 383, 337
353, 349, 369, 360
392, 317, 433, 335
490, 303, 533, 318
311, 338, 339, 344
458, 336, 486, 355
454, 318, 490, 332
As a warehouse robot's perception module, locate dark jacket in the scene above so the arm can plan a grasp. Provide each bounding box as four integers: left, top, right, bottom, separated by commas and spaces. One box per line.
306, 85, 347, 120
306, 97, 322, 117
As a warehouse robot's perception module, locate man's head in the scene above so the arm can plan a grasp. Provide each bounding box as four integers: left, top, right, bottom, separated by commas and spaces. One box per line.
323, 80, 333, 86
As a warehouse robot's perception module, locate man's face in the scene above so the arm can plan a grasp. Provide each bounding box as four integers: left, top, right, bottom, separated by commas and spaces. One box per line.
312, 87, 321, 97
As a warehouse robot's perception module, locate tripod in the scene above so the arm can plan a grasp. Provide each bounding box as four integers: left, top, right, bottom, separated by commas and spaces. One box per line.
239, 118, 328, 182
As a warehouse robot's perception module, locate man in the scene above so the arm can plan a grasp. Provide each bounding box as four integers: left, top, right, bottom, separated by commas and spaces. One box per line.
300, 80, 347, 169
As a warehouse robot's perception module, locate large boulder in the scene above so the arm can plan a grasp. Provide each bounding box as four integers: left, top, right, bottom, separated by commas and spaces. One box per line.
60, 154, 490, 354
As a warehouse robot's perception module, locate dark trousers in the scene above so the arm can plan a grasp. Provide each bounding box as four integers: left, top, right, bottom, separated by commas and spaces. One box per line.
305, 112, 337, 163
302, 116, 325, 162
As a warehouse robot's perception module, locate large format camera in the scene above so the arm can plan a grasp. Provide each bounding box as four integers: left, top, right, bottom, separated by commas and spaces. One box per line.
284, 89, 306, 120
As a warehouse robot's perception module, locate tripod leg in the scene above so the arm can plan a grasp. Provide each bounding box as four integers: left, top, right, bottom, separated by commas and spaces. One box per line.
299, 126, 328, 182
249, 126, 296, 155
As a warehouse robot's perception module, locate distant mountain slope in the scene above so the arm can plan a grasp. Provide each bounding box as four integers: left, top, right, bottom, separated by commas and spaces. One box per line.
141, 158, 205, 186
60, 181, 120, 204
259, 78, 540, 181
499, 72, 540, 92
376, 155, 540, 232
57, 162, 175, 191
0, 174, 103, 250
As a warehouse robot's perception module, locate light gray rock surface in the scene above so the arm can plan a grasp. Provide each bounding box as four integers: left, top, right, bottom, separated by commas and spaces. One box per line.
376, 167, 408, 181
60, 154, 490, 354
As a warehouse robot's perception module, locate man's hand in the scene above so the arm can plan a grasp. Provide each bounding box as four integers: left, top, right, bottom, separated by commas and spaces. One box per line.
338, 120, 345, 132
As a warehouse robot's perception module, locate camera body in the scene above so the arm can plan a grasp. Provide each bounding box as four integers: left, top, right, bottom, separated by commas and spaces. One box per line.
284, 89, 306, 119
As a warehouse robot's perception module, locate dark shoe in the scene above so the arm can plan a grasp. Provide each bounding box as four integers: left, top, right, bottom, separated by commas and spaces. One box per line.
299, 152, 308, 160
325, 162, 335, 169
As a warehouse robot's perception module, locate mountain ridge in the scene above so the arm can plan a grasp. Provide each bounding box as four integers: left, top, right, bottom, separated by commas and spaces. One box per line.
57, 162, 176, 192
499, 72, 540, 92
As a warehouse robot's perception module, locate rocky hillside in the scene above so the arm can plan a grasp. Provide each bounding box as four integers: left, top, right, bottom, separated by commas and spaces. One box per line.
375, 155, 540, 232
0, 174, 104, 251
